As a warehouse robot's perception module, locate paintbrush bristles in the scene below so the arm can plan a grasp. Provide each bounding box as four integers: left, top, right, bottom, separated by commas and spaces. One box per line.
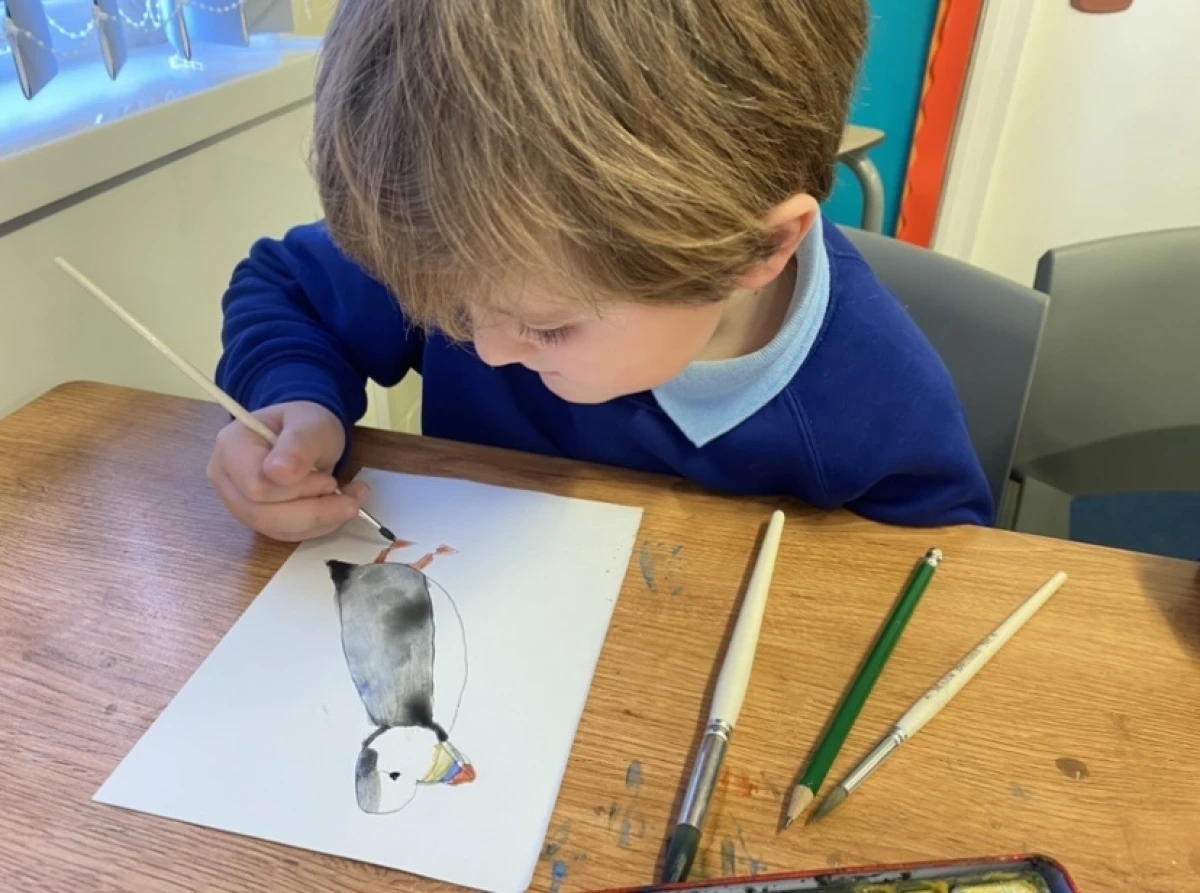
808, 786, 847, 824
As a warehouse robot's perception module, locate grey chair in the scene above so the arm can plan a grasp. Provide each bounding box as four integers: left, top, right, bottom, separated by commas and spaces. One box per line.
839, 227, 1049, 522
1009, 226, 1200, 550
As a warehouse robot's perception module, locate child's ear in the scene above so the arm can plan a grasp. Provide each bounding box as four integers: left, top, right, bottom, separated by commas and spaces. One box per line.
738, 193, 820, 291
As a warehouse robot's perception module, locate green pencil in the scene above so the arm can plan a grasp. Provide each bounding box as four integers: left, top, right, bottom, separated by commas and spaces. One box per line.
784, 547, 943, 829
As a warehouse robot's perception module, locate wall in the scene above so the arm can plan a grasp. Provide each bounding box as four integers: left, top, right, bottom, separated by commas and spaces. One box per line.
965, 2, 1200, 283
290, 0, 337, 36
823, 0, 940, 235
0, 102, 393, 428
936, 0, 1200, 481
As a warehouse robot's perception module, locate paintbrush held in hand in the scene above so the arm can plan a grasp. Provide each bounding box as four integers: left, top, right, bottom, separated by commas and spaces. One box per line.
53, 256, 397, 545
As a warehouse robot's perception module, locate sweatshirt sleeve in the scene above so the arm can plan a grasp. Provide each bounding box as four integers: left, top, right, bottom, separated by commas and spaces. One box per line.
791, 366, 995, 529
836, 415, 995, 528
214, 222, 423, 452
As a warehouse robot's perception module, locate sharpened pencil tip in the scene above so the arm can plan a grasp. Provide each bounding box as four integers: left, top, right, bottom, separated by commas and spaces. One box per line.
809, 786, 847, 824
785, 785, 814, 827
377, 524, 398, 544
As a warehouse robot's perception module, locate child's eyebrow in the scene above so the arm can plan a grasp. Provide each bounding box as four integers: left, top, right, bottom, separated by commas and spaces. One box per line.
483, 292, 605, 328
506, 305, 591, 328
519, 315, 578, 329
469, 302, 574, 329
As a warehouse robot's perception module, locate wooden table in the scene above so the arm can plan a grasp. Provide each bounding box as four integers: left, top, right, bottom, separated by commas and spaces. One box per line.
3, 381, 1199, 893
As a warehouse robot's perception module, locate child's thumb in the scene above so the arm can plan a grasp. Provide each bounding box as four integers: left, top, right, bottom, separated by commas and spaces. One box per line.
261, 410, 340, 485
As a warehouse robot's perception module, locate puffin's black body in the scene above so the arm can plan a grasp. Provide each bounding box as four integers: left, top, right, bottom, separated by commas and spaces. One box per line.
326, 545, 473, 814
326, 558, 446, 739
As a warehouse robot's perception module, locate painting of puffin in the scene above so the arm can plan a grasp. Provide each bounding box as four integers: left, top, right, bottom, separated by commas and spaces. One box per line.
327, 539, 475, 814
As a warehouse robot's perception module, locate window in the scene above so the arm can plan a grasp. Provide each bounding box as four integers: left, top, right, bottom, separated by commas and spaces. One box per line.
1, 0, 323, 157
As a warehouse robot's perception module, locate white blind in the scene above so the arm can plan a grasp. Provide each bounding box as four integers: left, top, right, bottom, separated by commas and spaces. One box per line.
2, 0, 298, 101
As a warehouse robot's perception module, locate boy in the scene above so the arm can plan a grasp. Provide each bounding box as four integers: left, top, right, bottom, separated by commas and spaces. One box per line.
208, 0, 993, 542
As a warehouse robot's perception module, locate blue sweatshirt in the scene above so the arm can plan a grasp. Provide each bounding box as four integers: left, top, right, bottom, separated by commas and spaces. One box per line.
215, 218, 994, 528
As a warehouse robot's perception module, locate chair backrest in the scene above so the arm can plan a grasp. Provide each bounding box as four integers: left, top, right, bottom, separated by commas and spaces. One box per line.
1018, 225, 1200, 466
839, 226, 1049, 512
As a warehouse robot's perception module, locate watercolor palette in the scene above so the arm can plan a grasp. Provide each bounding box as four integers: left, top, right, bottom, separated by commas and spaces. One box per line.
600, 855, 1078, 893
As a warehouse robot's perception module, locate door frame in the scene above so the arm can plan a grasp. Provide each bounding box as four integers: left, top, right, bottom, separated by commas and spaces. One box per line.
930, 0, 1037, 261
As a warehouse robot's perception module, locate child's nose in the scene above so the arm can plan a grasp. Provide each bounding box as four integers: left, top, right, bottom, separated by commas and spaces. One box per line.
473, 327, 533, 368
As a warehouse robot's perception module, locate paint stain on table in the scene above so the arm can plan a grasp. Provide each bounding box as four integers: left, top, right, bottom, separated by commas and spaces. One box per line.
720, 839, 737, 875
540, 820, 584, 891
598, 801, 619, 828
716, 829, 768, 878
626, 761, 644, 788
540, 820, 572, 860
721, 771, 784, 804
637, 542, 686, 596
731, 774, 759, 797
549, 860, 569, 893
1055, 756, 1090, 780
617, 760, 648, 849
738, 828, 768, 876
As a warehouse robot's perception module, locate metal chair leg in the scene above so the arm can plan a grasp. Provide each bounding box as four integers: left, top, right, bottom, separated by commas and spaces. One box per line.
842, 153, 885, 233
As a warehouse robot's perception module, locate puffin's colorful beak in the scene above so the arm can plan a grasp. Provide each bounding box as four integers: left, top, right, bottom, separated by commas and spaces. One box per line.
422, 741, 477, 786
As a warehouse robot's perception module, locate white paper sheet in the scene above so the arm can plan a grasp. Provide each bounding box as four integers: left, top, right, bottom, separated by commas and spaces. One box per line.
95, 468, 643, 893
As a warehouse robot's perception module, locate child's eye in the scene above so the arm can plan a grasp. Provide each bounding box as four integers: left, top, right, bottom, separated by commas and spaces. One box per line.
520, 324, 573, 346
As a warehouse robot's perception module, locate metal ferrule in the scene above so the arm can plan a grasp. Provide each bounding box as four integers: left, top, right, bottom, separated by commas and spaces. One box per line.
678, 719, 733, 827
842, 729, 903, 793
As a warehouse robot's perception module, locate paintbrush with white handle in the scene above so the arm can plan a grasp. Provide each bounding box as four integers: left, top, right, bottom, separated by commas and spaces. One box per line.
53, 256, 397, 545
809, 570, 1069, 823
662, 509, 785, 883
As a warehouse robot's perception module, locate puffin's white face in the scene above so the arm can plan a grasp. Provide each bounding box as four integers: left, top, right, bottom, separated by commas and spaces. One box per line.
355, 726, 475, 814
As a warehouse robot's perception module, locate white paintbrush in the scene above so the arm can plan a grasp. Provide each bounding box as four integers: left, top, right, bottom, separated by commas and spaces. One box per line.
53, 256, 397, 544
662, 509, 785, 883
809, 569, 1069, 823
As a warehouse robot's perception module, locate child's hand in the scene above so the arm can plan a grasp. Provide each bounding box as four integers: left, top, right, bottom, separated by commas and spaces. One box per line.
206, 400, 369, 542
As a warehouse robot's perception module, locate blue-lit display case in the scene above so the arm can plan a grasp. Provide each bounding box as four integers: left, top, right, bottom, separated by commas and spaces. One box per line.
1, 0, 319, 161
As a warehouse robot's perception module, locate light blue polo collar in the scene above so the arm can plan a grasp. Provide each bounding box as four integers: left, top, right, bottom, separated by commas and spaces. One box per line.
652, 214, 830, 446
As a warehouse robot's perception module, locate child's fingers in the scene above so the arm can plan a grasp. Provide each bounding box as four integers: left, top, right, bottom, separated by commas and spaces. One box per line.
237, 462, 339, 505
262, 434, 325, 486
218, 431, 338, 505
340, 480, 370, 504
213, 467, 359, 541
260, 402, 346, 487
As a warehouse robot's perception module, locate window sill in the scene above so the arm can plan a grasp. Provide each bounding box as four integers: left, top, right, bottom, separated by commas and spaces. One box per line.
0, 34, 320, 228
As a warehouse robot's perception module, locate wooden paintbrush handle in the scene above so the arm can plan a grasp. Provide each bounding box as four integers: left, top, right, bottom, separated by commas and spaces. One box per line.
53, 257, 279, 445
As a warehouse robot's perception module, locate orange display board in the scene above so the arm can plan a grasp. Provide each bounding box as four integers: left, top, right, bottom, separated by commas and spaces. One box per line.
895, 0, 986, 247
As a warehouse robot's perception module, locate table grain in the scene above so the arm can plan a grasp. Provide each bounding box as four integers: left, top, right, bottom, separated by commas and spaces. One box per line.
2, 381, 1199, 893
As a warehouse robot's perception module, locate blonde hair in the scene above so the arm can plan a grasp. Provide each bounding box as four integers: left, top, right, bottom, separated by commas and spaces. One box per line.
312, 0, 868, 339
